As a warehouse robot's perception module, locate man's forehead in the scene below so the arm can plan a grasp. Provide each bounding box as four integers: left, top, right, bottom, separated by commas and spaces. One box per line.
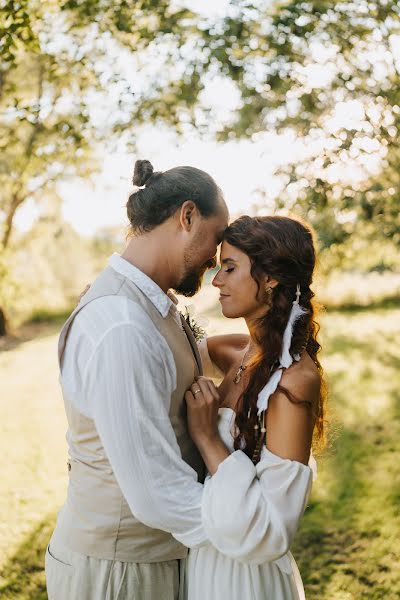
208, 211, 228, 236
218, 206, 229, 234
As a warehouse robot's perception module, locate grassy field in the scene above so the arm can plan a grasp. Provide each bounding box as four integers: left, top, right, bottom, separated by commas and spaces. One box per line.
0, 294, 399, 599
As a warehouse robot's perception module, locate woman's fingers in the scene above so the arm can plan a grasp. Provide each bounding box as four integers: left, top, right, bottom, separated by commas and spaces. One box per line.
186, 378, 220, 446
190, 382, 204, 399
196, 376, 220, 402
185, 390, 195, 403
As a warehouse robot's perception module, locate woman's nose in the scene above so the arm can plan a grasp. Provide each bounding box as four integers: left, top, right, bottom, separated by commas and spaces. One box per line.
212, 271, 222, 287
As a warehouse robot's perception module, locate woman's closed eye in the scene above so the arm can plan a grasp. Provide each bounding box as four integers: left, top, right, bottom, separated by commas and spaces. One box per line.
224, 267, 235, 273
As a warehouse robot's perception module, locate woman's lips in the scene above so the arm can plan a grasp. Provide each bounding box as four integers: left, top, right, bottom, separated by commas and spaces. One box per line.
219, 294, 230, 301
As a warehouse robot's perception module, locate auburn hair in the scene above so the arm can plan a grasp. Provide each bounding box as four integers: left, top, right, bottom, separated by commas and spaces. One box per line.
224, 215, 327, 458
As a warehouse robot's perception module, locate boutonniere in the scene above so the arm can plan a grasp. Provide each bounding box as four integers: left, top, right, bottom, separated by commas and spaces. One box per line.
167, 290, 207, 342
181, 304, 206, 342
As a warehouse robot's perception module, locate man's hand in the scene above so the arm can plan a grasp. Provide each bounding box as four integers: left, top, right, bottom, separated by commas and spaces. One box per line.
78, 284, 91, 303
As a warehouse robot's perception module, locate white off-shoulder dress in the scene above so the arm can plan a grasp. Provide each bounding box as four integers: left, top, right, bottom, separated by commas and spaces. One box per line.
184, 340, 315, 600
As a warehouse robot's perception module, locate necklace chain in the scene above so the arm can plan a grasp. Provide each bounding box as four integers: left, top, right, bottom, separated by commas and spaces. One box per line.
233, 344, 251, 384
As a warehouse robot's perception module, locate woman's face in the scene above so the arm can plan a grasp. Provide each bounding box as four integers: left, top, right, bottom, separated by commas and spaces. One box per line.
212, 241, 272, 320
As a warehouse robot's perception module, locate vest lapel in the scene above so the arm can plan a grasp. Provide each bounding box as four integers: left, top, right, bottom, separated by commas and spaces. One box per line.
180, 314, 203, 376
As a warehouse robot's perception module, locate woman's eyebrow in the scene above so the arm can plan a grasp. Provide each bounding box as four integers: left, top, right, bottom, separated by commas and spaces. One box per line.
221, 258, 237, 264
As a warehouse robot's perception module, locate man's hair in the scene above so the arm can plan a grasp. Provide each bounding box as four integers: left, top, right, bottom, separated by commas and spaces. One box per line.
126, 160, 223, 233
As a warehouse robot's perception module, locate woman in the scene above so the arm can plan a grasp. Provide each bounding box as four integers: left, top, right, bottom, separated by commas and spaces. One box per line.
184, 215, 326, 600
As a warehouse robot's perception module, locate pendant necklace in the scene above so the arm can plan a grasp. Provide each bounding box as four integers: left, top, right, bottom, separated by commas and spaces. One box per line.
233, 344, 251, 384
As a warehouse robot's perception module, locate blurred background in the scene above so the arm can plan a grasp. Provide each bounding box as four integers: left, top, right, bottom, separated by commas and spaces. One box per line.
0, 1, 399, 598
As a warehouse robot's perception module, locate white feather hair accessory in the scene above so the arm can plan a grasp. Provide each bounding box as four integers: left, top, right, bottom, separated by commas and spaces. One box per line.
257, 284, 307, 415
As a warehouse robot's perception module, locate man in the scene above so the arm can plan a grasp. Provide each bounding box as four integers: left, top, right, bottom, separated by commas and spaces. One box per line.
45, 160, 229, 599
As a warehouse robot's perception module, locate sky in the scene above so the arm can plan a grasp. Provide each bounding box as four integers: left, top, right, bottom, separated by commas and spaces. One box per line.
15, 126, 298, 236
13, 0, 392, 237
14, 0, 289, 236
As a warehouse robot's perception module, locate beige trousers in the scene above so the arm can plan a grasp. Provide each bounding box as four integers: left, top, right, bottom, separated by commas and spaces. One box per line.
45, 539, 183, 600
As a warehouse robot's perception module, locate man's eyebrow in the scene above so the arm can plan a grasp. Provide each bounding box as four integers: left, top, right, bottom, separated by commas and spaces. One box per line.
221, 257, 237, 264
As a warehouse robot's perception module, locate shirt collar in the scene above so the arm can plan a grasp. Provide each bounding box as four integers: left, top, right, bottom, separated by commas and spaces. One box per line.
108, 254, 173, 318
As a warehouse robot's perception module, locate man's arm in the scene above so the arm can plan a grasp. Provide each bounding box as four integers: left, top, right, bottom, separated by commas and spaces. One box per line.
82, 308, 207, 547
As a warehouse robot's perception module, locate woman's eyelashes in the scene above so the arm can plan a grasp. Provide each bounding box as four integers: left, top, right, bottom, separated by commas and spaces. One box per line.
224, 267, 235, 273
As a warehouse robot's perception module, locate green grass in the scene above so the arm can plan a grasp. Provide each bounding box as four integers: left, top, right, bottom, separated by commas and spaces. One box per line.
292, 308, 400, 599
26, 307, 74, 325
0, 304, 399, 599
0, 519, 53, 600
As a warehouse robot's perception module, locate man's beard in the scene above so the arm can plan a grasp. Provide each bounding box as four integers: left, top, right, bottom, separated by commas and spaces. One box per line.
174, 257, 215, 297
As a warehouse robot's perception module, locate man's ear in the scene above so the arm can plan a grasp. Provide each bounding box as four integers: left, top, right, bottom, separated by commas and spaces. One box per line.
179, 201, 197, 231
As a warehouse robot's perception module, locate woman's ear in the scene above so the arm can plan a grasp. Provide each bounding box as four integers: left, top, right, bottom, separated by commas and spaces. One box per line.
263, 275, 279, 292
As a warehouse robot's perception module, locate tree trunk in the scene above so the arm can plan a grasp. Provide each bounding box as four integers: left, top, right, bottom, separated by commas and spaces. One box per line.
2, 194, 23, 249
1, 63, 44, 249
0, 307, 7, 337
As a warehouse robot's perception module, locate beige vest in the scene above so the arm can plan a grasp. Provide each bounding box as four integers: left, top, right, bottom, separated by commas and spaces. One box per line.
52, 265, 204, 562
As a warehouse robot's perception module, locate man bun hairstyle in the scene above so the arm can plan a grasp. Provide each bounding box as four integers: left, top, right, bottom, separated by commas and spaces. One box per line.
127, 159, 223, 233
132, 159, 155, 187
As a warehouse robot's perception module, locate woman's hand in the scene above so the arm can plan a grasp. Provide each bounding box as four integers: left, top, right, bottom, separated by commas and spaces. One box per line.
185, 376, 230, 475
185, 376, 220, 448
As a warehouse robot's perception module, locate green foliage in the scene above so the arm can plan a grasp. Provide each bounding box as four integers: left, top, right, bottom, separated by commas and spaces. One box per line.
0, 1, 101, 248
1, 208, 96, 327
2, 0, 400, 276
79, 0, 399, 262
0, 0, 37, 66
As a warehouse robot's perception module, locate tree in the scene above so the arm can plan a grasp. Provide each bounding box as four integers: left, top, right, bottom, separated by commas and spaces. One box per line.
0, 0, 198, 332
0, 0, 203, 249
2, 1, 400, 334
1, 1, 102, 249
83, 0, 399, 261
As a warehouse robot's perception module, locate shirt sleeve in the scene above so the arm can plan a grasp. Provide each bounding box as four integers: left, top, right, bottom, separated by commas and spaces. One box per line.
201, 448, 313, 564
82, 312, 207, 548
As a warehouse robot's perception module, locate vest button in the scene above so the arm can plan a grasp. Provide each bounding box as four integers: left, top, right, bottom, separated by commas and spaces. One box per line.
67, 461, 71, 472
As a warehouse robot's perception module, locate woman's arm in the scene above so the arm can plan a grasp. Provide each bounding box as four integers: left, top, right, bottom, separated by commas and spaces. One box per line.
206, 333, 250, 374
266, 364, 319, 464
185, 370, 318, 563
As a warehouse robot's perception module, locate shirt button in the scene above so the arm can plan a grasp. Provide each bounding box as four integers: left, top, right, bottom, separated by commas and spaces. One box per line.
67, 461, 71, 472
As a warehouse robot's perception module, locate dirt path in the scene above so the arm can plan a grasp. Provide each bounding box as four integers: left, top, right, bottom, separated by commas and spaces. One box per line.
0, 327, 68, 566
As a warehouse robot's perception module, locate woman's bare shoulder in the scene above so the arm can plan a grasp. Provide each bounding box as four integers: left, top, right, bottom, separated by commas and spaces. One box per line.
266, 355, 320, 463
207, 334, 250, 374
280, 353, 321, 403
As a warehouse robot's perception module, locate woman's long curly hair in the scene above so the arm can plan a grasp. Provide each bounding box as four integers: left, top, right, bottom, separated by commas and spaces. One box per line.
224, 215, 327, 458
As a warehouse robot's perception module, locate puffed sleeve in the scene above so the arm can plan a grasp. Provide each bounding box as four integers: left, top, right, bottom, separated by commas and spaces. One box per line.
197, 337, 224, 380
201, 448, 313, 565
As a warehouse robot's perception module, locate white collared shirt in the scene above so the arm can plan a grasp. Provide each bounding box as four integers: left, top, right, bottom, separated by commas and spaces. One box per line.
61, 254, 207, 547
